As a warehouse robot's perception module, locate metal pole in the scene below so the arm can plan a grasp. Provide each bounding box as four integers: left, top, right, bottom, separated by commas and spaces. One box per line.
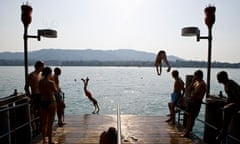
7, 108, 11, 144
21, 4, 32, 84
204, 5, 215, 97
117, 104, 121, 144
23, 27, 28, 84
206, 28, 212, 97
27, 101, 32, 141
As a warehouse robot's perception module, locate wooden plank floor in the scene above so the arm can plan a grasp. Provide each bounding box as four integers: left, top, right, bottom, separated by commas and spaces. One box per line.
31, 115, 204, 144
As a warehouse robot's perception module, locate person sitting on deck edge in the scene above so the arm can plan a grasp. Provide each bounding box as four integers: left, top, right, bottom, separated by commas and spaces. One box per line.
166, 70, 185, 125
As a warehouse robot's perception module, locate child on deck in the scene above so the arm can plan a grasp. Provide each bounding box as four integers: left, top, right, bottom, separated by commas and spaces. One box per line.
81, 77, 100, 114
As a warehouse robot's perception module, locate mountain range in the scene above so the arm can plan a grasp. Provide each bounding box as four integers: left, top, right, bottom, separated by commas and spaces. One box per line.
1, 49, 239, 68
0, 49, 184, 62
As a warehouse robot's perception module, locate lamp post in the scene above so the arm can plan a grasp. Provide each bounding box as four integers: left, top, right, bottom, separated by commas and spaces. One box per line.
21, 3, 32, 84
21, 4, 57, 83
205, 5, 216, 97
181, 5, 216, 97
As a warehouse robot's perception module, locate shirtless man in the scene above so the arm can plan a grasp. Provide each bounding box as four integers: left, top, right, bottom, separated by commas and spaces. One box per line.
81, 77, 100, 114
181, 70, 206, 137
52, 67, 65, 127
24, 60, 44, 135
154, 50, 171, 76
166, 70, 185, 124
216, 71, 240, 141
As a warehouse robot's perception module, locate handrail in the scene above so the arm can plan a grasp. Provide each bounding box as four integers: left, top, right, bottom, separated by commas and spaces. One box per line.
176, 104, 240, 143
176, 106, 218, 131
0, 103, 31, 138
0, 94, 33, 144
117, 104, 121, 144
0, 93, 26, 105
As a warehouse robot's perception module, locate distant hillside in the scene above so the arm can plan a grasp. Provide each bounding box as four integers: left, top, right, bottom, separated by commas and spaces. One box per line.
1, 49, 239, 68
0, 49, 184, 62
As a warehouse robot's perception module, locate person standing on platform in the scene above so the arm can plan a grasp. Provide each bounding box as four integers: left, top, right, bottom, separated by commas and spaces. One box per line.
24, 60, 44, 135
52, 67, 65, 127
154, 50, 171, 76
216, 71, 240, 141
39, 67, 57, 144
181, 70, 206, 137
166, 70, 185, 124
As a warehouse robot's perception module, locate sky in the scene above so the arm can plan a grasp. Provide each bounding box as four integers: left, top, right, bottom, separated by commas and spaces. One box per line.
0, 0, 240, 63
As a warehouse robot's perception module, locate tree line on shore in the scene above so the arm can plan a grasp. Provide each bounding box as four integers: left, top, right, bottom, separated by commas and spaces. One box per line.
0, 59, 239, 68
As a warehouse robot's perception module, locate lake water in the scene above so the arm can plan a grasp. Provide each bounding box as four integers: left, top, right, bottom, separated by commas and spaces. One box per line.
0, 66, 239, 138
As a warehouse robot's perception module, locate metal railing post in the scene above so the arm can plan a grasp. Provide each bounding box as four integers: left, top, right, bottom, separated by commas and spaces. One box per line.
28, 102, 32, 141
7, 107, 11, 144
117, 104, 121, 144
176, 103, 240, 143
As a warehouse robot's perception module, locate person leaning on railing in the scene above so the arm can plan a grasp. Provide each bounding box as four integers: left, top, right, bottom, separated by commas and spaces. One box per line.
180, 70, 206, 138
216, 71, 240, 141
24, 60, 44, 136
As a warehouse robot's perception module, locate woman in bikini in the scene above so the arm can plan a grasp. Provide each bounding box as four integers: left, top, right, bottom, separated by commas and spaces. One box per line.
39, 67, 57, 144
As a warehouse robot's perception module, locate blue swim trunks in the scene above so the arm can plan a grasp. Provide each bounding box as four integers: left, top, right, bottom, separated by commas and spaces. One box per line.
55, 91, 64, 102
171, 92, 181, 105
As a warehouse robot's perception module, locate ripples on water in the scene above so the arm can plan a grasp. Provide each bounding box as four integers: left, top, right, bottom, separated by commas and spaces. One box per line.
1, 66, 240, 116
1, 66, 240, 138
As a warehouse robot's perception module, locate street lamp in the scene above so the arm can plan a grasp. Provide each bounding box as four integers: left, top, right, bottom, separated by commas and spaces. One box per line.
21, 3, 57, 83
181, 5, 216, 97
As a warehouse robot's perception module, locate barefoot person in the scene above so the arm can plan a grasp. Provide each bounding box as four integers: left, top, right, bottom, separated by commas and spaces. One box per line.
39, 67, 57, 144
154, 50, 171, 76
81, 77, 100, 114
24, 60, 44, 135
52, 67, 65, 127
181, 70, 206, 137
166, 70, 185, 124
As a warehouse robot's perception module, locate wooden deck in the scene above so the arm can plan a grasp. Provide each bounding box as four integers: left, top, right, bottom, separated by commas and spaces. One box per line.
31, 115, 204, 144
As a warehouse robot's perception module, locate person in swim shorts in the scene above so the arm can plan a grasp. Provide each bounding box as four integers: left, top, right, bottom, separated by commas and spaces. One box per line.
166, 70, 185, 124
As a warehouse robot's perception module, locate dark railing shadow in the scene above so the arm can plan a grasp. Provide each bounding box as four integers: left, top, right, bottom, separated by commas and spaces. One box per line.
0, 93, 34, 144
176, 98, 240, 144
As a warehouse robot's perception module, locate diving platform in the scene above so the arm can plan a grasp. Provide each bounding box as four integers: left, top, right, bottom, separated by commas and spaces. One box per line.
2, 94, 239, 144
31, 115, 203, 144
